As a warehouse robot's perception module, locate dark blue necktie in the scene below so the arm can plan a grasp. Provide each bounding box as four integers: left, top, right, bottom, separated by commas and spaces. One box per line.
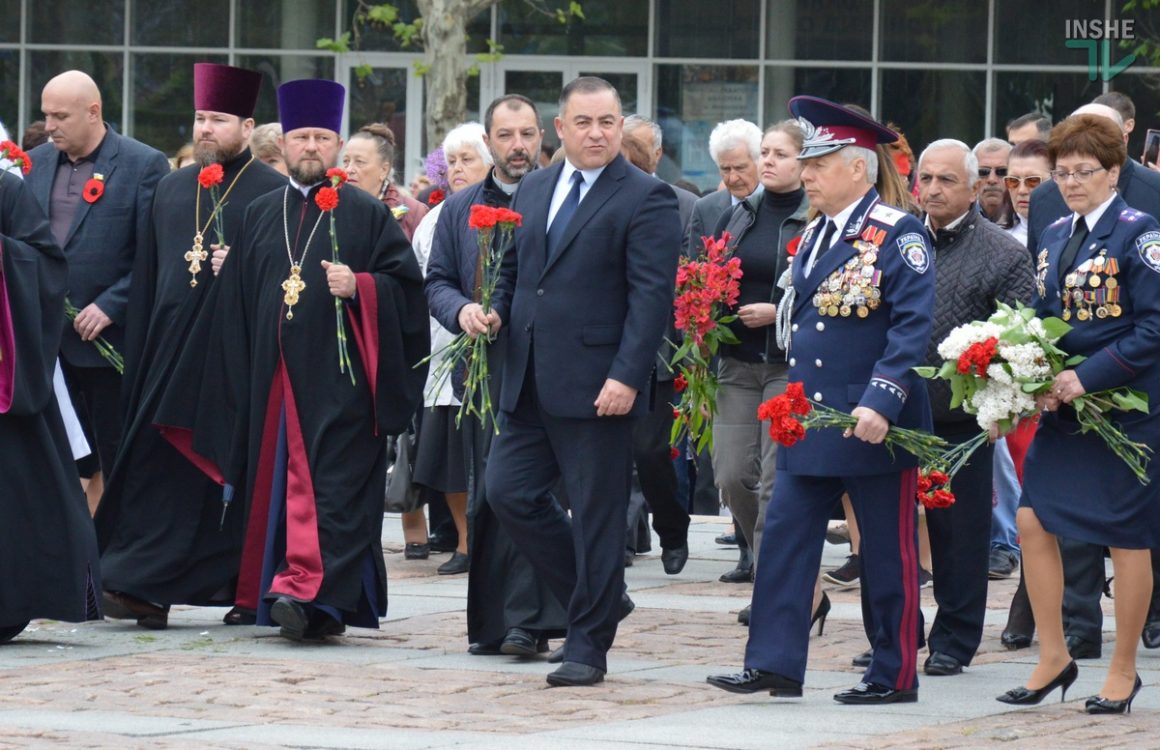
547, 171, 584, 260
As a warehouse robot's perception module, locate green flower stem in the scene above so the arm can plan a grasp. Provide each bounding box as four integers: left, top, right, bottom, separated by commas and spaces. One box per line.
63, 298, 124, 374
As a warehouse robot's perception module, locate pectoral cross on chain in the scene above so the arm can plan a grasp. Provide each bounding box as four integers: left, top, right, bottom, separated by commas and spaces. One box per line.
185, 232, 208, 287
282, 263, 306, 320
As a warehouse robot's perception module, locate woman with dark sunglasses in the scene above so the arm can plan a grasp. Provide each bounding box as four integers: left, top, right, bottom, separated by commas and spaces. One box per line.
1004, 139, 1051, 246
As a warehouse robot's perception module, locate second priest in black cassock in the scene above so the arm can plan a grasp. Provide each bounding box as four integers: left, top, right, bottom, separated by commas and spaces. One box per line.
158, 79, 428, 640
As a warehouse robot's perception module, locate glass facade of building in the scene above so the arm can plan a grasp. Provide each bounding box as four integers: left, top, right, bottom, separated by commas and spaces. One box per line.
4, 0, 1158, 190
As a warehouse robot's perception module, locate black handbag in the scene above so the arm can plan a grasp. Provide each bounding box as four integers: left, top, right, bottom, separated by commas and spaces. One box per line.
384, 424, 423, 513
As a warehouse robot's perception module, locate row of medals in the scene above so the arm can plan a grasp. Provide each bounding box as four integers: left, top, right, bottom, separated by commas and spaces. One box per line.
812, 238, 883, 318
1062, 249, 1122, 321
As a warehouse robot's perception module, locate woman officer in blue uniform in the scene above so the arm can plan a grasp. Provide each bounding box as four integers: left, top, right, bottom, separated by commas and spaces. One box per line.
998, 114, 1160, 714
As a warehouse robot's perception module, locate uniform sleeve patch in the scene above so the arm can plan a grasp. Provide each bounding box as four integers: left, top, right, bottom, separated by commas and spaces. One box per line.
896, 232, 930, 273
1137, 231, 1160, 273
869, 204, 904, 227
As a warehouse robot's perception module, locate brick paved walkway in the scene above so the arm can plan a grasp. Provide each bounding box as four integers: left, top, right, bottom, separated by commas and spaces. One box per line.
0, 516, 1155, 749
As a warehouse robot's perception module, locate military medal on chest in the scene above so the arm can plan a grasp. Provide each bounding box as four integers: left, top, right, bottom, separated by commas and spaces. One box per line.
1061, 248, 1121, 321
812, 229, 883, 318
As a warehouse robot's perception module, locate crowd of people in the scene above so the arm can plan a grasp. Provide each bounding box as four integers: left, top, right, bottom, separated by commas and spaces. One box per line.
1, 62, 1159, 709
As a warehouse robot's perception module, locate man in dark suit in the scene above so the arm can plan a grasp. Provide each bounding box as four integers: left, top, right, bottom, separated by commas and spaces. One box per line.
1022, 101, 1160, 658
26, 70, 169, 507
484, 77, 681, 687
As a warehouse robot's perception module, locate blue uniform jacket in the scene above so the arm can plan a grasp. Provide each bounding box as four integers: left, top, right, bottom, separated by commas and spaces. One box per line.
1033, 195, 1160, 413
779, 188, 935, 476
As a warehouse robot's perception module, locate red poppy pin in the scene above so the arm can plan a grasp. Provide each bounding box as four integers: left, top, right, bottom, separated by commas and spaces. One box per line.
83, 174, 105, 204
786, 235, 802, 257
428, 188, 445, 207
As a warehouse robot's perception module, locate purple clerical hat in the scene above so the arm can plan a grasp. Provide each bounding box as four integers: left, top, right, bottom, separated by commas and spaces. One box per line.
277, 79, 345, 134
194, 63, 262, 119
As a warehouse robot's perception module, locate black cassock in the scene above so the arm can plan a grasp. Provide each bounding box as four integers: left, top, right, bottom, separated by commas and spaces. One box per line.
0, 172, 101, 640
157, 182, 428, 626
96, 150, 286, 606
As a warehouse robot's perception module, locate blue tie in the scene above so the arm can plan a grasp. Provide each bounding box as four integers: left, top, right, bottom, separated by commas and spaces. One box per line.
547, 171, 584, 260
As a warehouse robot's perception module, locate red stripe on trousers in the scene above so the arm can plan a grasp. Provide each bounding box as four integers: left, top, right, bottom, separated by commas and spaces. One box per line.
896, 467, 919, 689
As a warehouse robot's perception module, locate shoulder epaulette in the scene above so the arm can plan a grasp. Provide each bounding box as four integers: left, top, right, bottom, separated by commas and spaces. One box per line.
1120, 208, 1144, 222
1048, 215, 1070, 228
868, 204, 905, 227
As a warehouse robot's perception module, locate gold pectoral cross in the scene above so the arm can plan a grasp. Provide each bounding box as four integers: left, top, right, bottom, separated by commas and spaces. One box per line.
185, 232, 208, 287
282, 264, 306, 320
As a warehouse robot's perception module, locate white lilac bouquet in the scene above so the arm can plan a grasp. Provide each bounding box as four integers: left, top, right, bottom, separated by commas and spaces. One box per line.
916, 301, 1150, 487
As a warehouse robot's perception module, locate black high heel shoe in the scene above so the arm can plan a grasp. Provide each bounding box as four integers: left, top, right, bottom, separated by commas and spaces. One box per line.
996, 660, 1078, 705
811, 592, 831, 636
1085, 674, 1142, 715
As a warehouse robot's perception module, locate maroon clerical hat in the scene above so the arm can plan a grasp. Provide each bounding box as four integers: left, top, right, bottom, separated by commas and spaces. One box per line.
193, 63, 262, 119
277, 79, 345, 135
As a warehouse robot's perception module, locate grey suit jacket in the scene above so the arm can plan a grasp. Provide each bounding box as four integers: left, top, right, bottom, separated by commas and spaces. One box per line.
684, 188, 733, 257
26, 127, 170, 367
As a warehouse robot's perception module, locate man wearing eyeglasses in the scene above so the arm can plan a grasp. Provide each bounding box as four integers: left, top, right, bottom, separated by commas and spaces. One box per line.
973, 138, 1014, 226
914, 139, 1035, 678
1024, 100, 1160, 661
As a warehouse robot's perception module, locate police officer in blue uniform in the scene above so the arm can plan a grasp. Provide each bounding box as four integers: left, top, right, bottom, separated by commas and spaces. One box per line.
998, 114, 1160, 714
708, 96, 935, 704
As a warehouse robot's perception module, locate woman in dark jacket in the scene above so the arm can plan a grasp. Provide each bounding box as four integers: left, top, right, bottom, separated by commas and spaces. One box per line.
710, 120, 815, 618
997, 114, 1160, 714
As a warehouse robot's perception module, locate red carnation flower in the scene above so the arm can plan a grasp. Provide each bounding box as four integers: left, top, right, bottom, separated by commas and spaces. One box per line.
928, 470, 950, 485
673, 374, 688, 393
315, 186, 339, 212
672, 407, 681, 419
326, 167, 349, 185
786, 235, 802, 257
670, 447, 680, 460
468, 204, 499, 230
428, 189, 445, 207
82, 177, 104, 204
493, 207, 523, 227
197, 163, 224, 189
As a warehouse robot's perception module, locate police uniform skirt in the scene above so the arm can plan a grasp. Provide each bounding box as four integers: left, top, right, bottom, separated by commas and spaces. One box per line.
412, 405, 468, 494
1020, 407, 1160, 550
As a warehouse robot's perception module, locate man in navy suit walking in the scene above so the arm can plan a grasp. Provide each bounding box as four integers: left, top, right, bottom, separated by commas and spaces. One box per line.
25, 70, 169, 507
708, 96, 935, 704
483, 77, 681, 687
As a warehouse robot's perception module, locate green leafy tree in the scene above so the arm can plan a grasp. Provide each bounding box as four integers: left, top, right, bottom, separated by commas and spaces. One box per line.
322, 1, 583, 148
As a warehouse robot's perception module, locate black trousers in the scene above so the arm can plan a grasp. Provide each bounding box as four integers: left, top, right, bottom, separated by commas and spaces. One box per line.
60, 361, 122, 478
626, 379, 690, 552
921, 423, 993, 665
1062, 540, 1160, 641
485, 367, 634, 672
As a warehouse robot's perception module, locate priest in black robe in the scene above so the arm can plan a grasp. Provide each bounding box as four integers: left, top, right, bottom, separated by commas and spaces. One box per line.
158, 79, 428, 641
0, 145, 102, 643
96, 64, 287, 629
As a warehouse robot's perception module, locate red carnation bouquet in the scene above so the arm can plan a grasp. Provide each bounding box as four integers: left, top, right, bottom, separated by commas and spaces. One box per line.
757, 382, 949, 505
0, 140, 31, 175
423, 204, 522, 433
316, 167, 356, 385
668, 232, 743, 452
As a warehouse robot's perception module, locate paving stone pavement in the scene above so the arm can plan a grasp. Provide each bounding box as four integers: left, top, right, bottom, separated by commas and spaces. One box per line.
1, 515, 1157, 749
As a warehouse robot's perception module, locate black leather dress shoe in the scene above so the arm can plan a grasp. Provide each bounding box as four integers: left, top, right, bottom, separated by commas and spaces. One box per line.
620, 593, 635, 621
546, 661, 605, 687
719, 564, 753, 583
1142, 621, 1160, 649
427, 533, 457, 553
223, 606, 257, 626
737, 605, 750, 626
706, 668, 802, 697
547, 645, 565, 663
500, 627, 548, 657
270, 596, 310, 641
102, 590, 166, 620
302, 616, 345, 640
924, 651, 963, 676
833, 681, 918, 705
851, 649, 873, 668
1001, 630, 1032, 650
437, 551, 469, 575
715, 532, 737, 546
468, 641, 503, 656
1066, 635, 1102, 659
661, 544, 688, 575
